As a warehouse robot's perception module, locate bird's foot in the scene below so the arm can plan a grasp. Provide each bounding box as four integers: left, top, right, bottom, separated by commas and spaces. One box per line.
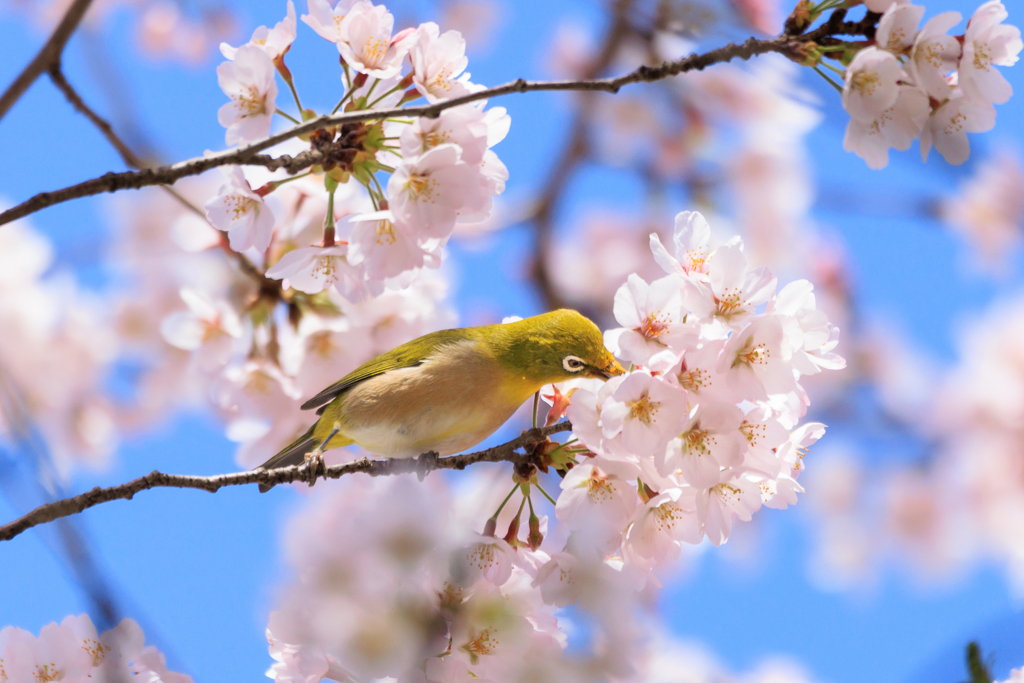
303, 448, 326, 487
416, 451, 439, 482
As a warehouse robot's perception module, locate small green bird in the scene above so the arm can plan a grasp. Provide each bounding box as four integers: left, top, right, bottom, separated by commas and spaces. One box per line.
257, 309, 623, 487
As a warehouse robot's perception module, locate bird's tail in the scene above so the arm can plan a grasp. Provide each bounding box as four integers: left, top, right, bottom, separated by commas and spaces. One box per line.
258, 425, 317, 492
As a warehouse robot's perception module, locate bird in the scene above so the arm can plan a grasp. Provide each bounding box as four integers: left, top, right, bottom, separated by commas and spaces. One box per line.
256, 309, 624, 490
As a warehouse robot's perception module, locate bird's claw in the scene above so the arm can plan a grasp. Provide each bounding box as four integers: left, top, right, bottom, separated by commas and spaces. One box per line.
303, 448, 326, 487
416, 451, 439, 482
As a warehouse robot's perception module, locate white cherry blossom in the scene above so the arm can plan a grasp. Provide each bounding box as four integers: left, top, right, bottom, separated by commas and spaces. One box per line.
216, 45, 278, 145
451, 534, 516, 587
910, 12, 964, 100
920, 90, 996, 165
600, 372, 689, 459
301, 0, 360, 43
605, 274, 692, 367
698, 469, 763, 546
387, 145, 489, 238
720, 315, 798, 401
842, 47, 903, 123
648, 210, 713, 281
220, 0, 296, 61
876, 1, 924, 54
626, 488, 702, 562
959, 1, 1023, 105
843, 84, 930, 169
160, 288, 243, 370
556, 460, 639, 553
409, 22, 475, 102
400, 105, 491, 166
337, 2, 414, 79
266, 245, 369, 300
347, 210, 438, 282
204, 166, 276, 252
660, 402, 746, 487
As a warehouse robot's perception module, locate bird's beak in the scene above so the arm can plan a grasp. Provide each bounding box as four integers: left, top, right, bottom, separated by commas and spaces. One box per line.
590, 357, 626, 380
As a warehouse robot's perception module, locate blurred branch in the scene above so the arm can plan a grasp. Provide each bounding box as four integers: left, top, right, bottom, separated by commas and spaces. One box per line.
0, 0, 95, 121
0, 9, 879, 228
48, 66, 280, 291
0, 422, 573, 543
967, 642, 994, 683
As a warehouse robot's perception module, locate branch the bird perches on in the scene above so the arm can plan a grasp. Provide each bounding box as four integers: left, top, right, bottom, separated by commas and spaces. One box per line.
0, 422, 572, 543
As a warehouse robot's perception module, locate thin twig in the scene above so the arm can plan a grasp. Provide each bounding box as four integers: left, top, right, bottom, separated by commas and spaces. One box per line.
0, 13, 878, 228
0, 422, 573, 543
0, 0, 95, 121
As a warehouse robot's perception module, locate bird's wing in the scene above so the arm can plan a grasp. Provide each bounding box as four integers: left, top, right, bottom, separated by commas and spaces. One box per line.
301, 328, 473, 412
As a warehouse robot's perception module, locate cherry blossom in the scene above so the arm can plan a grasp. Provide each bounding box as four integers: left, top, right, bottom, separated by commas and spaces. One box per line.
409, 22, 475, 102
216, 44, 278, 145
387, 145, 490, 237
220, 0, 296, 61
399, 105, 491, 166
843, 85, 930, 169
160, 288, 244, 370
626, 488, 702, 563
649, 210, 712, 281
910, 12, 965, 100
660, 402, 746, 487
347, 210, 438, 281
336, 2, 413, 78
605, 274, 692, 367
266, 245, 369, 300
959, 1, 1022, 106
451, 534, 516, 587
204, 166, 276, 252
600, 372, 689, 459
842, 47, 903, 123
698, 469, 763, 546
875, 1, 925, 54
920, 90, 996, 165
302, 0, 357, 43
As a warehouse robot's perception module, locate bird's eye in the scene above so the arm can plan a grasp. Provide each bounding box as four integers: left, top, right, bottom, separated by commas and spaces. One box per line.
563, 355, 585, 372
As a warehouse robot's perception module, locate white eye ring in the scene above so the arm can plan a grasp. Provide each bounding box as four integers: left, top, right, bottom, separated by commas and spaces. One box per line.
563, 355, 585, 372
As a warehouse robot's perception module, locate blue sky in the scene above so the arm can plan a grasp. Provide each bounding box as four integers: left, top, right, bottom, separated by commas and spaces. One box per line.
1, 0, 1023, 681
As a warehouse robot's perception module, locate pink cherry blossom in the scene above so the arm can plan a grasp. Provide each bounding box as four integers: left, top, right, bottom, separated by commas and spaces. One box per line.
605, 274, 692, 367
698, 469, 763, 546
601, 372, 689, 459
160, 288, 243, 370
337, 2, 413, 79
660, 402, 746, 488
941, 152, 1024, 268
626, 488, 702, 563
204, 166, 276, 252
387, 145, 490, 238
347, 210, 438, 281
556, 460, 639, 553
400, 105, 491, 166
216, 44, 278, 145
842, 47, 903, 123
649, 210, 712, 281
959, 1, 1022, 106
875, 1, 924, 54
769, 280, 846, 375
719, 315, 797, 401
220, 0, 296, 60
266, 245, 369, 300
920, 90, 996, 165
843, 84, 930, 169
451, 534, 516, 587
910, 12, 964, 100
409, 22, 475, 102
301, 0, 359, 43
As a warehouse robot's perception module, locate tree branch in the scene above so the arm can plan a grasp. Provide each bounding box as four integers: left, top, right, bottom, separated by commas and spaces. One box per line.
0, 13, 877, 228
0, 0, 95, 121
0, 422, 573, 543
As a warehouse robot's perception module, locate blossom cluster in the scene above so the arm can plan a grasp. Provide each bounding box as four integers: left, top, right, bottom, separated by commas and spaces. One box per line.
209, 0, 508, 299
842, 0, 1021, 168
259, 210, 844, 682
0, 615, 190, 683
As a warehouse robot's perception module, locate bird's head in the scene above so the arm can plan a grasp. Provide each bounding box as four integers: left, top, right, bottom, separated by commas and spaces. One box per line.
493, 309, 625, 384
